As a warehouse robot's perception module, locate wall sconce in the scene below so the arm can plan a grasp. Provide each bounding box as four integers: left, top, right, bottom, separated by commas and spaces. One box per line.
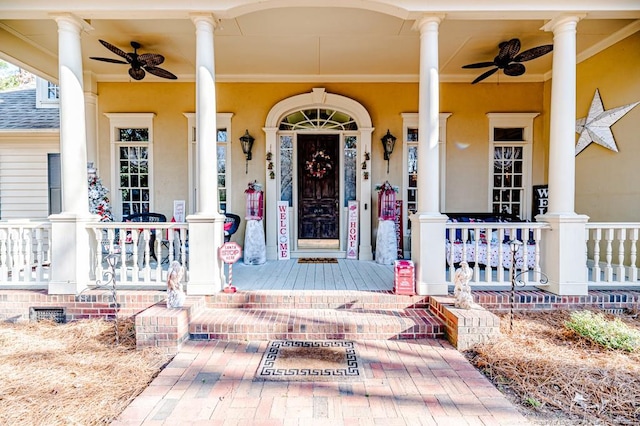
381, 129, 396, 173
239, 129, 255, 174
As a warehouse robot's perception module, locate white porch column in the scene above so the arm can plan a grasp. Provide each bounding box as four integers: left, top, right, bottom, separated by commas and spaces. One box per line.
264, 127, 279, 260
538, 15, 589, 295
187, 14, 225, 295
48, 14, 95, 294
359, 127, 374, 260
83, 71, 99, 166
411, 15, 447, 295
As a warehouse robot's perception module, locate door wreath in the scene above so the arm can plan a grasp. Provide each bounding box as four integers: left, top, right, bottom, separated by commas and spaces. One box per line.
305, 150, 333, 179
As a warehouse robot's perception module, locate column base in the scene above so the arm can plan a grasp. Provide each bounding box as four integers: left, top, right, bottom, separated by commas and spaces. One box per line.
186, 213, 225, 295
537, 213, 589, 295
48, 213, 98, 295
411, 213, 448, 296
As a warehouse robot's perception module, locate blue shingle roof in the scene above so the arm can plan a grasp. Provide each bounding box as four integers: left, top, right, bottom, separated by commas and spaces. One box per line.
0, 88, 60, 129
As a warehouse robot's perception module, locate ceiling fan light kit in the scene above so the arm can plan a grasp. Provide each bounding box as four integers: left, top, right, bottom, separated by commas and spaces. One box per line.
462, 38, 553, 84
90, 40, 178, 80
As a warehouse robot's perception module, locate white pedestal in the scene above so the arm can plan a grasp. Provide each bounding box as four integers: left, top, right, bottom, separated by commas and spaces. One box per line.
244, 219, 266, 265
375, 219, 397, 265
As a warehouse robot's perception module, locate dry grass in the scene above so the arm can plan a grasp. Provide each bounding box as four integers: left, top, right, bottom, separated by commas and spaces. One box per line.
465, 310, 640, 425
0, 318, 171, 426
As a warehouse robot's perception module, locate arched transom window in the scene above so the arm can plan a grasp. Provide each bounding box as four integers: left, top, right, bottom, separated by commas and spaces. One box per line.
279, 108, 358, 131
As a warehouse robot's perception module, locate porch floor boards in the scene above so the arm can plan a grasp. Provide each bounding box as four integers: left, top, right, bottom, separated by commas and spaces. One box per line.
229, 259, 395, 291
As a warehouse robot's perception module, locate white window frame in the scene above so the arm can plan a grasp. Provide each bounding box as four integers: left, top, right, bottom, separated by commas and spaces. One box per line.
184, 112, 233, 214
35, 77, 59, 109
401, 112, 451, 257
106, 113, 155, 218
487, 112, 539, 220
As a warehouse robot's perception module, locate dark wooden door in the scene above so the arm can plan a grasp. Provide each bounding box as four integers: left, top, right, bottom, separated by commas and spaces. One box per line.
298, 134, 340, 240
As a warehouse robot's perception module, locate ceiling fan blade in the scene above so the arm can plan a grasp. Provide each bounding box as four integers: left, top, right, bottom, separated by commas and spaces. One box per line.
462, 61, 496, 69
128, 67, 146, 80
496, 38, 521, 63
138, 53, 165, 67
513, 45, 553, 62
144, 66, 178, 80
471, 67, 498, 84
89, 57, 129, 64
504, 63, 526, 76
98, 39, 130, 61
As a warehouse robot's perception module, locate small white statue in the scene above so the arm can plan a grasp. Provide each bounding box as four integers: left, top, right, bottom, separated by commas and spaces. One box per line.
453, 261, 474, 309
166, 261, 186, 308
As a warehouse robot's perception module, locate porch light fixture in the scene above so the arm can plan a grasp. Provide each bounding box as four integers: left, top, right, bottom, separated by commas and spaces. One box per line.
239, 130, 255, 174
381, 129, 396, 173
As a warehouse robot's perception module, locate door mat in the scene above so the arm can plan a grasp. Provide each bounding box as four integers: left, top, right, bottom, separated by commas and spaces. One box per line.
298, 258, 338, 264
254, 340, 364, 382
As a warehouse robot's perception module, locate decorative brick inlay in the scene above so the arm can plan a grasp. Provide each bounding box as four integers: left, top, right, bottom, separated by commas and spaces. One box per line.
430, 296, 501, 351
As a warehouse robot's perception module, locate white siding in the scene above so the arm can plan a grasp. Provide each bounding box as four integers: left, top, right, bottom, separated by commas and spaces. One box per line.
0, 132, 59, 220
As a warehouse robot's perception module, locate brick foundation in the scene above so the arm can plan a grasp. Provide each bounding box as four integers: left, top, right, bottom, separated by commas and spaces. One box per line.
135, 297, 206, 354
0, 289, 166, 322
430, 296, 501, 351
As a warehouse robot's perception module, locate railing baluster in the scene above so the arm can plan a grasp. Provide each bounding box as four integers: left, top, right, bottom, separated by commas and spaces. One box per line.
605, 228, 614, 282
630, 228, 638, 282
473, 226, 480, 283
592, 228, 601, 282
617, 229, 626, 283
0, 229, 8, 281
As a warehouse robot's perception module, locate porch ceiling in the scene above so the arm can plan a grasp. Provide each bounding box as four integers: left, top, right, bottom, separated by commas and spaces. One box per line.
0, 2, 638, 84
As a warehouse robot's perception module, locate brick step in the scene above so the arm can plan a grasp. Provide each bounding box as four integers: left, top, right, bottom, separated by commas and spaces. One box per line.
203, 290, 430, 310
189, 307, 444, 341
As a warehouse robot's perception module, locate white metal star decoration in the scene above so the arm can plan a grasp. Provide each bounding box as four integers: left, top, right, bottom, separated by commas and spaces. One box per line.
575, 89, 639, 156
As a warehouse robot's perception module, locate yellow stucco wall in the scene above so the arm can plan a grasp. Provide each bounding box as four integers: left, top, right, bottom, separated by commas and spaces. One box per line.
575, 31, 640, 222
441, 82, 546, 214
96, 80, 547, 230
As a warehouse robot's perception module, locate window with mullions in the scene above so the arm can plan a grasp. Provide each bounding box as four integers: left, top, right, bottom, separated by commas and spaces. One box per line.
217, 128, 228, 212
118, 128, 150, 216
492, 146, 523, 216
279, 109, 358, 131
487, 113, 538, 220
107, 113, 155, 218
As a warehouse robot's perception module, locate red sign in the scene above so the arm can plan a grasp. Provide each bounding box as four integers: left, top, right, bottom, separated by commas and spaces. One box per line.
219, 242, 242, 264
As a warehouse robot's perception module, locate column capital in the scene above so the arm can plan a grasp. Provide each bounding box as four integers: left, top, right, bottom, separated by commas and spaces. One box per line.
190, 13, 219, 29
413, 14, 445, 32
542, 14, 586, 33
50, 13, 93, 32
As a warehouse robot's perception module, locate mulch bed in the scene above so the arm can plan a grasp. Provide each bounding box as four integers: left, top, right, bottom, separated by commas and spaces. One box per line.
465, 309, 640, 425
0, 318, 171, 426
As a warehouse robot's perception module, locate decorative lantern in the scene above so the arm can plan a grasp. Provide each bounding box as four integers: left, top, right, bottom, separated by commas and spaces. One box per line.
245, 181, 264, 220
377, 181, 397, 221
380, 129, 396, 173
239, 130, 255, 174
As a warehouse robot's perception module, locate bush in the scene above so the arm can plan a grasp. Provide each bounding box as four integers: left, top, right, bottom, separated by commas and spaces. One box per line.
565, 310, 640, 352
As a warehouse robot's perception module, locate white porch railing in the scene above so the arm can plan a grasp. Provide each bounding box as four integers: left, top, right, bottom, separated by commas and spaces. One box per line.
445, 221, 551, 286
87, 221, 189, 286
585, 223, 640, 286
0, 220, 51, 287
3, 218, 639, 291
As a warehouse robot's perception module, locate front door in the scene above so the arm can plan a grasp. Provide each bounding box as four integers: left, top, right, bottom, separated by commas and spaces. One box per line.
297, 134, 340, 248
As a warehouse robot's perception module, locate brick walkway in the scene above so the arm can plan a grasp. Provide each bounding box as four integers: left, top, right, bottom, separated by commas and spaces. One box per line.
112, 339, 529, 425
